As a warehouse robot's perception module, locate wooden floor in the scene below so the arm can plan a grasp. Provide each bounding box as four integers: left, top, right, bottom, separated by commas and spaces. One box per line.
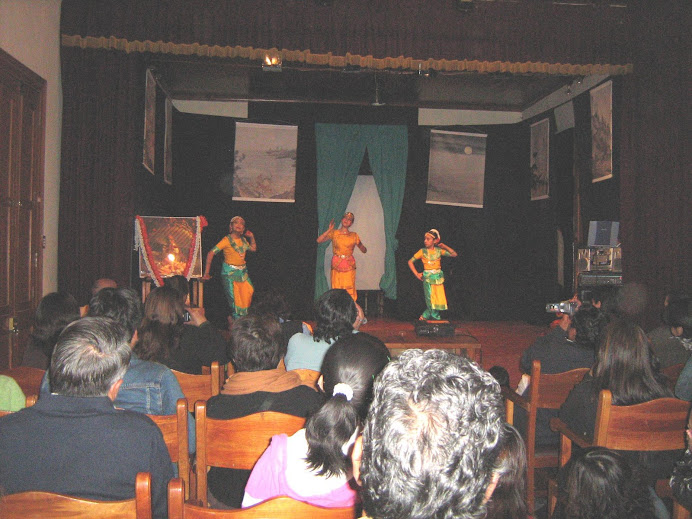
359, 318, 548, 388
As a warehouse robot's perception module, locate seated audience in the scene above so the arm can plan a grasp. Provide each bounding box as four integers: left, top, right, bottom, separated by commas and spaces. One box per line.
40, 287, 195, 451
650, 293, 691, 369
80, 277, 118, 316
353, 349, 505, 519
248, 288, 311, 351
0, 375, 25, 412
243, 332, 391, 508
559, 318, 679, 518
489, 365, 511, 389
206, 314, 324, 508
554, 447, 655, 519
670, 408, 692, 512
22, 291, 80, 369
285, 289, 359, 371
137, 285, 229, 374
0, 317, 173, 518
517, 303, 606, 446
486, 423, 529, 519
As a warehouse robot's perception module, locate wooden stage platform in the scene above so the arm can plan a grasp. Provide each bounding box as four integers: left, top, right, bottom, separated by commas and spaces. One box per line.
358, 318, 547, 388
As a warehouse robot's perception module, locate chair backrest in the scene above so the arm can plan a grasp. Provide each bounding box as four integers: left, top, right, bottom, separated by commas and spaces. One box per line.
195, 401, 306, 506
147, 398, 190, 498
529, 360, 590, 410
172, 362, 221, 405
168, 478, 353, 518
0, 367, 45, 396
0, 471, 152, 519
594, 389, 690, 451
292, 369, 321, 389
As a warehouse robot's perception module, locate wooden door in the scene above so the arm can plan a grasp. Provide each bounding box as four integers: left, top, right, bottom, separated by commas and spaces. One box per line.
0, 48, 45, 370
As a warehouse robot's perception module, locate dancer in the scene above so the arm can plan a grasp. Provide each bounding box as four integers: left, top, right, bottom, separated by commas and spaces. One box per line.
202, 216, 257, 319
408, 229, 457, 321
317, 212, 367, 301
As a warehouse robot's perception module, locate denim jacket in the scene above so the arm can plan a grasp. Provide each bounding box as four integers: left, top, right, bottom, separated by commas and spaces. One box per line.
41, 354, 195, 452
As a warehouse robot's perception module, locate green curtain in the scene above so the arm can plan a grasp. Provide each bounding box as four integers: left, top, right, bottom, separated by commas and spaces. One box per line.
315, 123, 408, 301
314, 124, 367, 298
364, 125, 408, 299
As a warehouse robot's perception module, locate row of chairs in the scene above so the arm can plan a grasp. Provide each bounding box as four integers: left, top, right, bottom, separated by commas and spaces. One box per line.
503, 359, 690, 518
0, 472, 354, 518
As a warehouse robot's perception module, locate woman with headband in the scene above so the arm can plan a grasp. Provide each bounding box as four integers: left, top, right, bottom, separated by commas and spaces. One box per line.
317, 212, 367, 301
242, 333, 390, 508
408, 229, 458, 321
202, 216, 257, 319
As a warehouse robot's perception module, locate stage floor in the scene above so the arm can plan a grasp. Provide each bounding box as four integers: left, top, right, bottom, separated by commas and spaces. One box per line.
359, 318, 547, 388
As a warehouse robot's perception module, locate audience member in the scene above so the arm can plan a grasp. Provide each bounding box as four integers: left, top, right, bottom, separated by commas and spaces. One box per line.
40, 287, 195, 451
559, 318, 679, 517
248, 288, 310, 353
554, 447, 655, 519
206, 314, 324, 508
0, 317, 173, 518
517, 303, 606, 446
285, 289, 357, 371
485, 423, 529, 519
80, 277, 118, 316
136, 285, 229, 374
650, 293, 691, 369
489, 365, 511, 389
21, 292, 80, 369
353, 349, 504, 519
0, 375, 25, 412
243, 332, 390, 508
670, 408, 692, 512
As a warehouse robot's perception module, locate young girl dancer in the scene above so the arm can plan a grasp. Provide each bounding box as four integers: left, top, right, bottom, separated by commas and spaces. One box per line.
408, 229, 457, 321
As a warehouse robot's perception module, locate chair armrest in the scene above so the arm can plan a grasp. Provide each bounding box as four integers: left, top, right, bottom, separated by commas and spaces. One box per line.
501, 386, 530, 410
549, 418, 593, 449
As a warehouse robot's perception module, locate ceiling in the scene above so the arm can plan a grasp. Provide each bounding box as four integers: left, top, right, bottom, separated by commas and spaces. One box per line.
152, 59, 578, 112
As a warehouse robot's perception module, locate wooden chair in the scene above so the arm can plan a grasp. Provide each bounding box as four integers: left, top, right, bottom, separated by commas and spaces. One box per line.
664, 362, 686, 392
0, 471, 152, 518
292, 369, 321, 389
147, 398, 191, 499
548, 390, 690, 516
201, 362, 229, 394
195, 401, 305, 506
173, 361, 221, 405
502, 360, 589, 513
168, 478, 354, 518
0, 366, 45, 396
0, 394, 39, 417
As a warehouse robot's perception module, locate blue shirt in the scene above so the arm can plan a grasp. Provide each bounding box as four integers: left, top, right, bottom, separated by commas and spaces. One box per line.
284, 332, 335, 371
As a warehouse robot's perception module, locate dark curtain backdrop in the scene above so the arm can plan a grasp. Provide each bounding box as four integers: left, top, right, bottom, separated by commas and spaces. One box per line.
58, 1, 690, 325
619, 2, 691, 329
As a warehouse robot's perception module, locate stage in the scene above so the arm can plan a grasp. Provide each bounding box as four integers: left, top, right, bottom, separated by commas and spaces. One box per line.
358, 318, 547, 388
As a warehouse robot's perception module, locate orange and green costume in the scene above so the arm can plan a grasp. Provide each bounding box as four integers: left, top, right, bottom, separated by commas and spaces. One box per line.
411, 247, 451, 320
212, 235, 254, 318
329, 230, 362, 301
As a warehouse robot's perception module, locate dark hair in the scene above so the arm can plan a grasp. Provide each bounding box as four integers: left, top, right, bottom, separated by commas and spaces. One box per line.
164, 275, 189, 304
571, 303, 608, 349
665, 295, 692, 338
592, 318, 672, 405
560, 447, 655, 519
248, 289, 291, 321
488, 366, 510, 388
87, 287, 143, 341
229, 314, 282, 372
312, 289, 357, 343
29, 292, 80, 360
485, 423, 529, 519
135, 285, 184, 362
360, 349, 503, 519
305, 333, 390, 477
49, 317, 131, 397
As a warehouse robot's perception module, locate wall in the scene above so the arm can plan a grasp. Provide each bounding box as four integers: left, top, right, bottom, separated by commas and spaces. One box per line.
0, 0, 62, 293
